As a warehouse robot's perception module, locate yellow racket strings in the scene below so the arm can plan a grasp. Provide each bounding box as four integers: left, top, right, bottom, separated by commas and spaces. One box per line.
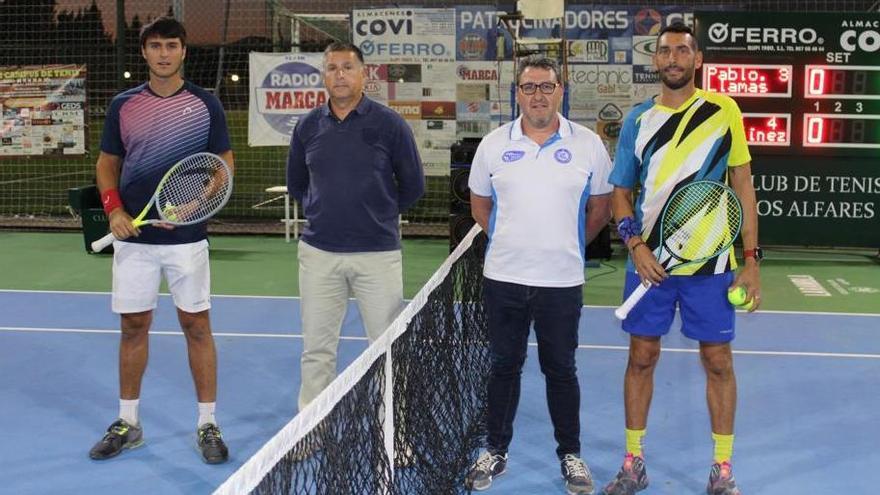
662, 182, 742, 262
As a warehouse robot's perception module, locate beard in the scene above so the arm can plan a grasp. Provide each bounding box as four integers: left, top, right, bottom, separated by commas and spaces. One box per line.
660, 65, 694, 90
526, 113, 553, 128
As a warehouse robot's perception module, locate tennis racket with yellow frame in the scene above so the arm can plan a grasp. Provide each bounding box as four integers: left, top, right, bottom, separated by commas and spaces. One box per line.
91, 152, 233, 252
615, 180, 743, 320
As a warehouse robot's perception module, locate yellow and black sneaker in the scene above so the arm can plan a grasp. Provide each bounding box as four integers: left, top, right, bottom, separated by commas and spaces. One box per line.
89, 419, 144, 460
197, 423, 229, 464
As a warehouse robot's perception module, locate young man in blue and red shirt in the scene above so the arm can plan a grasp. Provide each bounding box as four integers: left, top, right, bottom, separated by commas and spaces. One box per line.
88, 17, 233, 464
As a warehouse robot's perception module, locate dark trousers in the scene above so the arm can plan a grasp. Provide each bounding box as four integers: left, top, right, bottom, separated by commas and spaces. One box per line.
483, 277, 583, 459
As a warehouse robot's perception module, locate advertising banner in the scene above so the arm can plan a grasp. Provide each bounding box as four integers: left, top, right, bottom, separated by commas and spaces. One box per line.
352, 8, 456, 63
248, 52, 325, 147
0, 64, 87, 156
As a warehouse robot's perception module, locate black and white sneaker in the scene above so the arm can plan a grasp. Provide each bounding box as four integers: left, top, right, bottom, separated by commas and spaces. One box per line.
465, 451, 508, 491
89, 419, 144, 460
561, 453, 595, 495
197, 423, 229, 464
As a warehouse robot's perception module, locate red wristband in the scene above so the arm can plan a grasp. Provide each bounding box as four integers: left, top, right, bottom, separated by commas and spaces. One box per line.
101, 188, 123, 215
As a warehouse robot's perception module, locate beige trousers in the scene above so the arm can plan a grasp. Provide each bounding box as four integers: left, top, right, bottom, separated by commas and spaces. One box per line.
297, 240, 404, 411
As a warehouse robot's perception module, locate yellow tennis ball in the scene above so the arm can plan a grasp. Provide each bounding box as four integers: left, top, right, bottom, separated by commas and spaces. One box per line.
741, 299, 756, 311
727, 286, 747, 306
163, 203, 178, 221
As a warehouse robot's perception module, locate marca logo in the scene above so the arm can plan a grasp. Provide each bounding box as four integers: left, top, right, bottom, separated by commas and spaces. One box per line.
840, 29, 880, 52
502, 150, 525, 162
263, 90, 327, 110
457, 65, 498, 81
707, 23, 821, 45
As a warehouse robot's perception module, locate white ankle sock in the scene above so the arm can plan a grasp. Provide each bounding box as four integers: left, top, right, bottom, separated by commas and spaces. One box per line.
119, 398, 139, 426
198, 402, 216, 428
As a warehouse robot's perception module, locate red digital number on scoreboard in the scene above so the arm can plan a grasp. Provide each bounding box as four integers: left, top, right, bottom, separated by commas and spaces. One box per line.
803, 114, 880, 148
804, 65, 880, 99
703, 64, 793, 98
742, 113, 791, 146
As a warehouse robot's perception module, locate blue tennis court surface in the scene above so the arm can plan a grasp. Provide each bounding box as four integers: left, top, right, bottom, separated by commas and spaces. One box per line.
1, 290, 878, 494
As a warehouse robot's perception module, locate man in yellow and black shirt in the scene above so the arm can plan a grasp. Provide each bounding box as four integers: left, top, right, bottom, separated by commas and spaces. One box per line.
604, 23, 761, 495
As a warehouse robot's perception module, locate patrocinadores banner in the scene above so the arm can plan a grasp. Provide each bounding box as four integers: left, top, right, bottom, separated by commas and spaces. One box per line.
247, 6, 717, 154
248, 52, 326, 147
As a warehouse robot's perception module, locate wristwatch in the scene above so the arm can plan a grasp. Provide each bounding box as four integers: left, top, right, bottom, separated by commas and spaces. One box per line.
743, 246, 764, 262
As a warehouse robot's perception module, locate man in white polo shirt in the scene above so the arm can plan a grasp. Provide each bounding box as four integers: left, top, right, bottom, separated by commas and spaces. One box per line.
464, 56, 613, 495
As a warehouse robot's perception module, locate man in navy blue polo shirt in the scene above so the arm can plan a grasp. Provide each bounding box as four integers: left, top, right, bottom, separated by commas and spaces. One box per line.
287, 42, 425, 411
88, 17, 231, 464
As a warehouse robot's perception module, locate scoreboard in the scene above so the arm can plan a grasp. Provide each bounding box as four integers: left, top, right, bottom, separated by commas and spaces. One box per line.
696, 12, 880, 247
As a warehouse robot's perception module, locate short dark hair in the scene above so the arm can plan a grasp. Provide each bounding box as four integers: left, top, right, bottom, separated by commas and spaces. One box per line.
657, 22, 698, 50
516, 56, 563, 85
323, 41, 364, 64
140, 17, 187, 48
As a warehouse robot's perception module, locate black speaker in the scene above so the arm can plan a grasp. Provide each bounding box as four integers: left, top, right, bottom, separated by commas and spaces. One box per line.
450, 165, 470, 214
450, 137, 480, 215
449, 138, 482, 252
450, 137, 481, 166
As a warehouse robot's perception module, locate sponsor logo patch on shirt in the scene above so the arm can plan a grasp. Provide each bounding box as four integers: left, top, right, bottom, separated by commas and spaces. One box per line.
554, 148, 572, 164
502, 150, 525, 162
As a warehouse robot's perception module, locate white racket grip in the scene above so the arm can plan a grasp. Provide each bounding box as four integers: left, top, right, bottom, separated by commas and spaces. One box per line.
615, 282, 651, 320
91, 232, 116, 252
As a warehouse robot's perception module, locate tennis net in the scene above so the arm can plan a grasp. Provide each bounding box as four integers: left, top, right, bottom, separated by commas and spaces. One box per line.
214, 224, 489, 495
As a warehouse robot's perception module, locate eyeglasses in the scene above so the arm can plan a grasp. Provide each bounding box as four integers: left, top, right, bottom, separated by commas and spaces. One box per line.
518, 82, 559, 95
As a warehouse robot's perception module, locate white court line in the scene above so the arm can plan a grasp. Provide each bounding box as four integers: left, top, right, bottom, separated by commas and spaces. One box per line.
0, 326, 363, 342
2, 289, 879, 318
579, 344, 880, 359
2, 326, 879, 360
0, 288, 299, 300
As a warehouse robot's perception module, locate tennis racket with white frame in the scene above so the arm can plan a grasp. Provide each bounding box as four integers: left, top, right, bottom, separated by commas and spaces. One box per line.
91, 152, 233, 252
615, 180, 743, 320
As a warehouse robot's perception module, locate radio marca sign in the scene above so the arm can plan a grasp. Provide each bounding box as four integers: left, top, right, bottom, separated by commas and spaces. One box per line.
248, 53, 326, 147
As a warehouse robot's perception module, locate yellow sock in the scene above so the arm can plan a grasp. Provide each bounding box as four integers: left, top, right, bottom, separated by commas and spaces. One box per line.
625, 428, 646, 457
712, 432, 734, 463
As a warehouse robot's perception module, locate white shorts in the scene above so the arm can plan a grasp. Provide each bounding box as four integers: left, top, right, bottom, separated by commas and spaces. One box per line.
112, 239, 211, 314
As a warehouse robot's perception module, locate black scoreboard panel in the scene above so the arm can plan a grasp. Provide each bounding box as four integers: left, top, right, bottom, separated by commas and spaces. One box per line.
696, 12, 880, 246
700, 62, 880, 156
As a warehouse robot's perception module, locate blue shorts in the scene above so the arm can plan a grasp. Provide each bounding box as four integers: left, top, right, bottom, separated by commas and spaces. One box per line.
621, 271, 736, 343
